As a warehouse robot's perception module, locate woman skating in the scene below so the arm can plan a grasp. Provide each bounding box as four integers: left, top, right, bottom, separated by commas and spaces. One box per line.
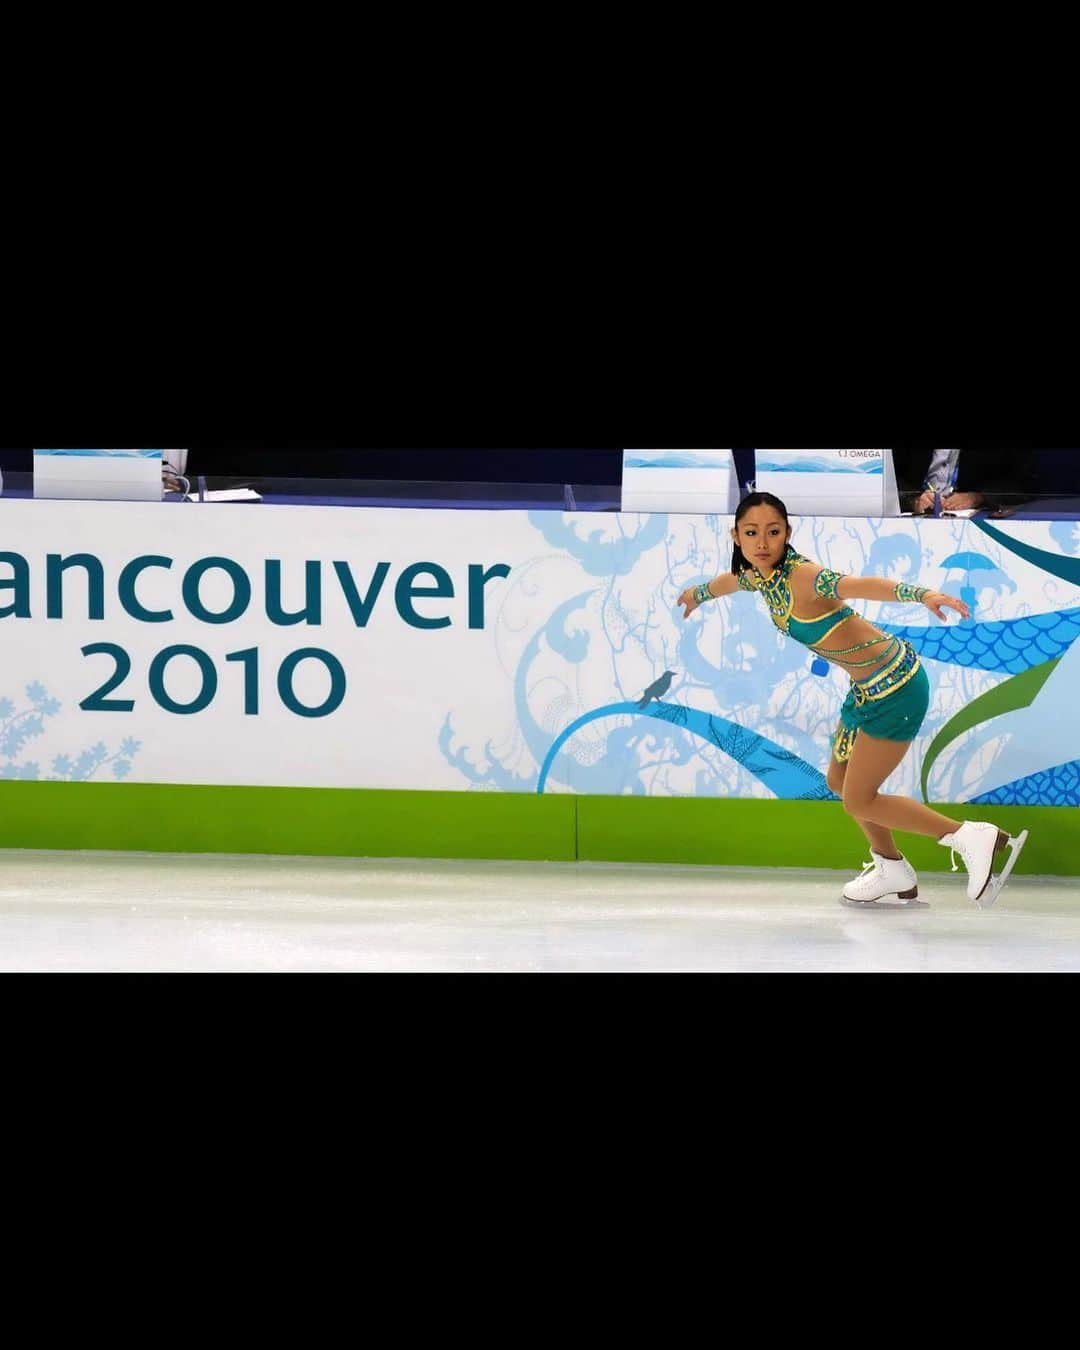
678, 493, 1028, 909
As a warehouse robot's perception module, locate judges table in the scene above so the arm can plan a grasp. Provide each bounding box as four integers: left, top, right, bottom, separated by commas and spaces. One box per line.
4, 468, 1078, 517
0, 476, 1078, 875
0, 471, 622, 513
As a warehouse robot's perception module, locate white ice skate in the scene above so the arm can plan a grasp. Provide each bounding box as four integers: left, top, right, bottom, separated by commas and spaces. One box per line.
840, 851, 929, 911
939, 822, 1030, 909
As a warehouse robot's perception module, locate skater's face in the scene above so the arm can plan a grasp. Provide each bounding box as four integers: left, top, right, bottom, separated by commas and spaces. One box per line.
733, 508, 791, 572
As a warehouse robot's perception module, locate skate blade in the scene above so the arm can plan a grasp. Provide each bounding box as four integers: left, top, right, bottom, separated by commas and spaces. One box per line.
977, 830, 1030, 911
840, 897, 931, 911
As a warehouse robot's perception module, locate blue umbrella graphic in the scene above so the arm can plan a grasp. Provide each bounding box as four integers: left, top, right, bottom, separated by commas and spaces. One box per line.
939, 552, 1005, 623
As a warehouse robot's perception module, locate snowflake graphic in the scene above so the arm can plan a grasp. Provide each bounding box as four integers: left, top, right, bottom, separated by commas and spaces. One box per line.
1, 682, 145, 782
1, 682, 63, 776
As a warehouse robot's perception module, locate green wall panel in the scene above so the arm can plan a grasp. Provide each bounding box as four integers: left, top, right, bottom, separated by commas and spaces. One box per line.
0, 782, 577, 862
0, 783, 1076, 874
576, 797, 1078, 875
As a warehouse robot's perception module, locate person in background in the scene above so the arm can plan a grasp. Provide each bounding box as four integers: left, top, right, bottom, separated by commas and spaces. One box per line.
892, 446, 1037, 514
163, 449, 188, 494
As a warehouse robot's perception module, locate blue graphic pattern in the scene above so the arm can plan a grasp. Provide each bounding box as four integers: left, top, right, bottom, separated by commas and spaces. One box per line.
624, 453, 732, 470
971, 761, 1080, 807
439, 715, 537, 793
34, 448, 161, 458
538, 701, 835, 799
438, 512, 1080, 803
878, 609, 1080, 673
525, 511, 669, 577
756, 455, 882, 475
1, 682, 142, 782
1, 682, 62, 780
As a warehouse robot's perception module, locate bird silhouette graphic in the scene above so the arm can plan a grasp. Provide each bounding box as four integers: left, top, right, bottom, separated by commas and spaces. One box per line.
638, 671, 676, 709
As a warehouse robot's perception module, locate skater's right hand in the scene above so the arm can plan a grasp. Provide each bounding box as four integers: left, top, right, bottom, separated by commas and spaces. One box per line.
678, 587, 705, 620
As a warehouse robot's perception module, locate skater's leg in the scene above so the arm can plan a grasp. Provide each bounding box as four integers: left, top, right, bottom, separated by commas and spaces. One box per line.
842, 734, 960, 839
839, 724, 1025, 907
826, 755, 903, 860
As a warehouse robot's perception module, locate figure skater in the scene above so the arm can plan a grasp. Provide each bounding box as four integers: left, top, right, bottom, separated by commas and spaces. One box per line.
678, 493, 1028, 909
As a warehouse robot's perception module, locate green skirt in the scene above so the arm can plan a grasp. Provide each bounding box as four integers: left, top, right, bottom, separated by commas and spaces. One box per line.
831, 640, 930, 763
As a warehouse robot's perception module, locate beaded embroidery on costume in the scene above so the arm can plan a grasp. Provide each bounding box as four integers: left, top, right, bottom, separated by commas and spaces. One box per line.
850, 639, 921, 707
813, 569, 846, 601
832, 723, 859, 764
737, 546, 809, 634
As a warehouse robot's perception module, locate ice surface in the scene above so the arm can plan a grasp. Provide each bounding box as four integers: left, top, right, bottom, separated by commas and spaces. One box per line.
1, 850, 1079, 973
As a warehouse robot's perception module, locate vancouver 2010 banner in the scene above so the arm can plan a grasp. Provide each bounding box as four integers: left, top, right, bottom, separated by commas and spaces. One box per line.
2, 499, 1079, 806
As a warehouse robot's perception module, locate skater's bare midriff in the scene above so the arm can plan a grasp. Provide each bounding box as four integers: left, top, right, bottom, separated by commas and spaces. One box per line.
795, 607, 899, 682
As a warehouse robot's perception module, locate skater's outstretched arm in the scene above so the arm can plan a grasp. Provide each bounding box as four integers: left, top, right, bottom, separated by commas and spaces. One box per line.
794, 567, 971, 623
678, 573, 741, 620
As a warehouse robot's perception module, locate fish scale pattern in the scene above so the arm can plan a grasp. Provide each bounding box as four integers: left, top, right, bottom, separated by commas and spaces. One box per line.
970, 760, 1080, 807
878, 608, 1080, 673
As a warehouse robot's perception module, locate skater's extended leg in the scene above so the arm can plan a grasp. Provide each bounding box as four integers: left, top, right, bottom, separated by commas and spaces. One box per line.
827, 756, 902, 859
842, 734, 960, 838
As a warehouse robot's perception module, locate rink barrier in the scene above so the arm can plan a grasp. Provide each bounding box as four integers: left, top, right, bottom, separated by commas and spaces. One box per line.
0, 783, 1077, 875
576, 798, 1079, 876
0, 782, 575, 862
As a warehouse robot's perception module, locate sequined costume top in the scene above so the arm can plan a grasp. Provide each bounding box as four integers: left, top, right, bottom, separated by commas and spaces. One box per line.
738, 545, 899, 672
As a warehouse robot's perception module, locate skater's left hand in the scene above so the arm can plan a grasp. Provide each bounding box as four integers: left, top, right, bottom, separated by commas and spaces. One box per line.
924, 591, 970, 622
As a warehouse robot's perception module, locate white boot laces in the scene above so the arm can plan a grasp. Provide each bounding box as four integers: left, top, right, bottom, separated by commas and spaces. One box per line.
945, 827, 971, 875
947, 822, 997, 876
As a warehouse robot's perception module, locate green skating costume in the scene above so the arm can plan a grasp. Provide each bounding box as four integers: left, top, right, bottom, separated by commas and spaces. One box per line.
737, 546, 931, 763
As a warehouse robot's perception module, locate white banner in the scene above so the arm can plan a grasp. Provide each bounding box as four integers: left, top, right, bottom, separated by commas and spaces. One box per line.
2, 499, 1080, 806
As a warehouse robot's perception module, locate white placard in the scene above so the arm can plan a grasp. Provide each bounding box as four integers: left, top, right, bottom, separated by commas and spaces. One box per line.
622, 449, 740, 514
34, 449, 163, 502
754, 449, 887, 518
